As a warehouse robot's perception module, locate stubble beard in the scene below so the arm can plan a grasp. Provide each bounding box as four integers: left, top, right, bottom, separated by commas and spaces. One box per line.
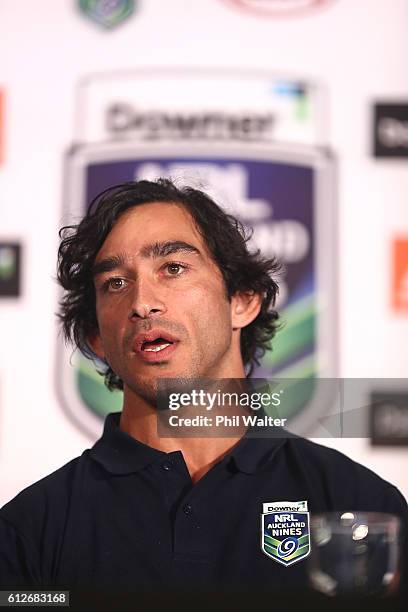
123, 354, 204, 409
120, 325, 233, 408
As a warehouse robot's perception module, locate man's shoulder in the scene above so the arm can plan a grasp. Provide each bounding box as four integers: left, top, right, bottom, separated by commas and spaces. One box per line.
291, 436, 384, 476
288, 435, 390, 484
286, 435, 408, 512
0, 451, 91, 527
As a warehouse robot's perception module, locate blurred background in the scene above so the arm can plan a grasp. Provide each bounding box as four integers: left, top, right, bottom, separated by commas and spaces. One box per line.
0, 0, 407, 506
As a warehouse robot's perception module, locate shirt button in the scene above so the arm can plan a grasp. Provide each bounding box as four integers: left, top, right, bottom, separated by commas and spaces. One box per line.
183, 504, 193, 516
162, 461, 173, 471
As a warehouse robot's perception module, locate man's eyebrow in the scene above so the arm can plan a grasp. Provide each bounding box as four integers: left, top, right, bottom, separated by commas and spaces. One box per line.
140, 241, 202, 258
92, 254, 127, 277
92, 242, 202, 277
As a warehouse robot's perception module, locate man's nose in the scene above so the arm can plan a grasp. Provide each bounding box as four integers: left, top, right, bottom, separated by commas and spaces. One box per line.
128, 277, 167, 320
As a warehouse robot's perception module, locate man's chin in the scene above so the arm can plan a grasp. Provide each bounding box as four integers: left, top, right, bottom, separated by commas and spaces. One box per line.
126, 373, 197, 408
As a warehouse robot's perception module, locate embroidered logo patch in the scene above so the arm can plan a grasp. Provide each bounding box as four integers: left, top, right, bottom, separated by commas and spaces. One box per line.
261, 500, 311, 566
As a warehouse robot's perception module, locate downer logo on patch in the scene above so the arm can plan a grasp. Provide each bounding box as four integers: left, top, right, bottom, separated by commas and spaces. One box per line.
261, 500, 311, 566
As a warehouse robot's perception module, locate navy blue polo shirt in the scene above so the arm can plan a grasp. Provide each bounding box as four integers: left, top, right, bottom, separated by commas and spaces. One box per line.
0, 412, 407, 591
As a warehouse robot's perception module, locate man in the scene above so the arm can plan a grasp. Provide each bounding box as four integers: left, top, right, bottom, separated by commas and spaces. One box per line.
0, 179, 407, 593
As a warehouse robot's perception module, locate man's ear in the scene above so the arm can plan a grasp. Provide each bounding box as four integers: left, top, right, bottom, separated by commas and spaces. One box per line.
87, 329, 106, 360
231, 291, 262, 330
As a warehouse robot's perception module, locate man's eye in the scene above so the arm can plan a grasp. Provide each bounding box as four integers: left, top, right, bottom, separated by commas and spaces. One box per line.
164, 262, 187, 276
103, 278, 127, 292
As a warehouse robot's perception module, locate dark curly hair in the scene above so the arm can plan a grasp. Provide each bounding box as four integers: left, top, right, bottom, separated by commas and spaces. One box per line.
57, 179, 281, 390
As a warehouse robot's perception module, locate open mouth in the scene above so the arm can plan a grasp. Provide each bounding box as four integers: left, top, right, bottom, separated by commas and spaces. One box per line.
141, 337, 174, 353
133, 330, 179, 362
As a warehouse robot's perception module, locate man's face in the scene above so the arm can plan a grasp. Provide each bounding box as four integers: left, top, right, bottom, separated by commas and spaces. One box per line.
90, 201, 248, 403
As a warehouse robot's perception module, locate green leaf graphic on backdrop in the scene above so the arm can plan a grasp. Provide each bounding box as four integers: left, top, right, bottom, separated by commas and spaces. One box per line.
260, 294, 317, 420
76, 352, 122, 418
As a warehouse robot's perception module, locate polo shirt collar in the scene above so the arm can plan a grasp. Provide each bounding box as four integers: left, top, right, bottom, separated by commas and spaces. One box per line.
90, 412, 288, 476
90, 412, 167, 475
228, 432, 287, 474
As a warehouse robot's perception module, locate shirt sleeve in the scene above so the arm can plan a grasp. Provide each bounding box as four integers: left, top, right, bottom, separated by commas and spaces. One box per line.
0, 516, 41, 587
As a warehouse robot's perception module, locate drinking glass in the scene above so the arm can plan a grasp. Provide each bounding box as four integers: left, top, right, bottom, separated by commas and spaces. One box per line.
308, 512, 401, 597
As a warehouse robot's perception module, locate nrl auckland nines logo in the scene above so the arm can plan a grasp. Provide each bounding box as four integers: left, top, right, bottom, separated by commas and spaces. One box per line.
261, 500, 311, 566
